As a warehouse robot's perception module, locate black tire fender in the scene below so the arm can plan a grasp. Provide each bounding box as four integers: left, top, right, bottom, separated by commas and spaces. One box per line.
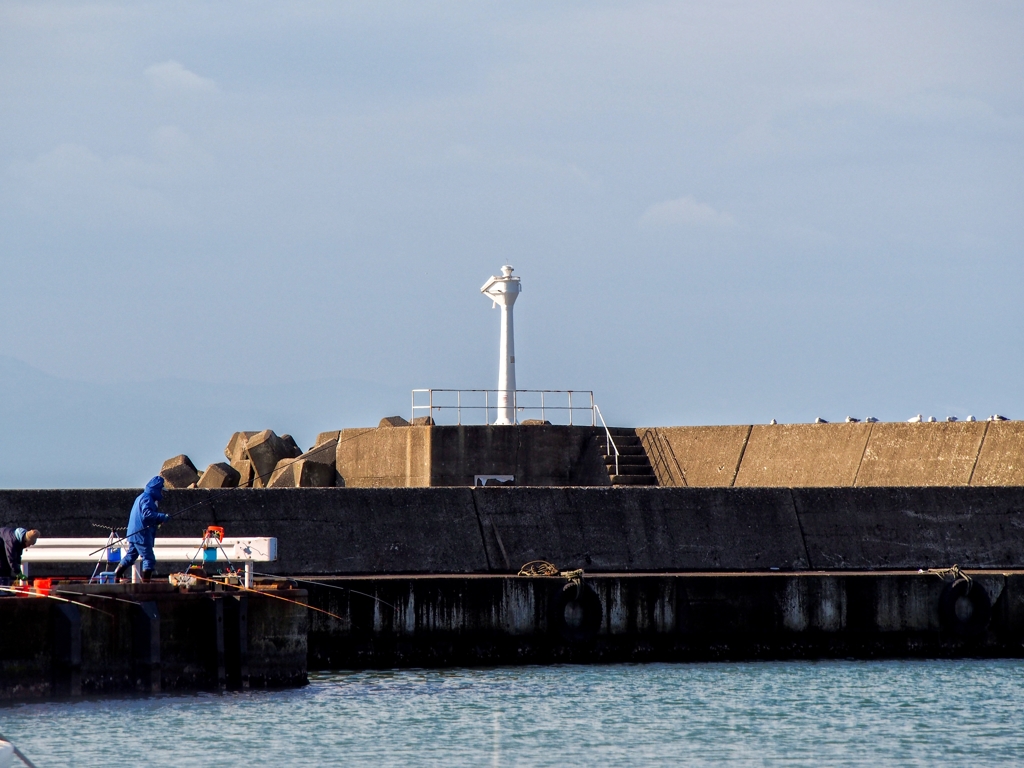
550, 582, 602, 642
938, 580, 991, 637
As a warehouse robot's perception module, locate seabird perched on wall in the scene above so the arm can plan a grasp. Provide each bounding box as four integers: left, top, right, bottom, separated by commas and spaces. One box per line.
815, 417, 828, 424
967, 415, 976, 421
845, 416, 860, 422
946, 416, 958, 422
908, 414, 923, 423
990, 414, 1009, 421
769, 419, 777, 425
865, 417, 879, 423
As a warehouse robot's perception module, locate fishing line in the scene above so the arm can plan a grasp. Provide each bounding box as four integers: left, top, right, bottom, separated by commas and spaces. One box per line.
250, 571, 397, 611
183, 574, 350, 623
0, 585, 114, 617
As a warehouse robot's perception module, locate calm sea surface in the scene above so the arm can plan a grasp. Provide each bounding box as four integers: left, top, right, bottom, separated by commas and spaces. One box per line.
2, 660, 1022, 767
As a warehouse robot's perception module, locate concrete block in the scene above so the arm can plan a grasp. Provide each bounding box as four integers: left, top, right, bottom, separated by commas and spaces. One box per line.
160, 455, 199, 489
245, 430, 288, 487
412, 416, 435, 426
296, 459, 336, 487
855, 422, 986, 486
297, 438, 339, 487
280, 434, 302, 459
636, 426, 750, 487
224, 432, 259, 463
734, 423, 872, 487
379, 416, 410, 428
197, 462, 241, 489
315, 431, 341, 447
230, 459, 254, 488
267, 459, 296, 488
971, 421, 1024, 486
520, 419, 552, 426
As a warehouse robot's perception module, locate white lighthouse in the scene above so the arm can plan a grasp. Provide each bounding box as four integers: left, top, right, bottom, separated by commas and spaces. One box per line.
481, 265, 521, 425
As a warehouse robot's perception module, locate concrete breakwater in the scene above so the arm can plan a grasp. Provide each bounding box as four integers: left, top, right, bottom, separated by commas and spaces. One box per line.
0, 584, 308, 702
4, 486, 1023, 575
305, 571, 1024, 667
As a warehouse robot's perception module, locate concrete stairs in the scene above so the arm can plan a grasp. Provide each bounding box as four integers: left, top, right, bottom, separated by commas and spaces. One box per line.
597, 429, 657, 486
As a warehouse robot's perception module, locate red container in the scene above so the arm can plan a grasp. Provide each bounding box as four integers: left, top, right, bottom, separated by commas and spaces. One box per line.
32, 578, 53, 597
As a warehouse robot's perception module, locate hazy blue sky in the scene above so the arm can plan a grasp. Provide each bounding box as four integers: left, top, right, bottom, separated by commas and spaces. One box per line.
1, 1, 1022, 486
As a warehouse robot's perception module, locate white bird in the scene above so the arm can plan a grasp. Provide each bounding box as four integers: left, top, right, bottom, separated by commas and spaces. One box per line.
769, 419, 778, 425
845, 416, 860, 422
908, 414, 923, 423
865, 417, 879, 423
927, 416, 937, 422
991, 414, 1009, 421
967, 415, 976, 422
815, 417, 828, 424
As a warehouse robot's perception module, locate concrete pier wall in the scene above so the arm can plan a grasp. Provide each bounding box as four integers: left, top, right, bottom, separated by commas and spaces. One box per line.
642, 421, 1024, 488
328, 421, 1023, 488
4, 486, 1023, 576
0, 585, 308, 702
335, 425, 609, 487
305, 571, 1024, 667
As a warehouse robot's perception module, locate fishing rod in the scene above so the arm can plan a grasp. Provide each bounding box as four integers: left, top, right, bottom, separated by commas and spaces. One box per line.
0, 585, 113, 617
0, 732, 39, 768
250, 571, 397, 611
86, 433, 351, 558
183, 574, 350, 624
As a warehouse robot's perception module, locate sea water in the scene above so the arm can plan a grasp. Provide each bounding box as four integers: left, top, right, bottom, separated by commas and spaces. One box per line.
2, 660, 1022, 766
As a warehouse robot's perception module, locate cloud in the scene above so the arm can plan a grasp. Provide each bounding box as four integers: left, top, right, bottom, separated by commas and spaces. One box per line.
144, 60, 217, 93
639, 196, 736, 228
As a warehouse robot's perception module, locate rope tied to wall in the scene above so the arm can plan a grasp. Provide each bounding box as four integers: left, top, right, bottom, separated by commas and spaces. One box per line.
919, 564, 973, 591
517, 561, 585, 597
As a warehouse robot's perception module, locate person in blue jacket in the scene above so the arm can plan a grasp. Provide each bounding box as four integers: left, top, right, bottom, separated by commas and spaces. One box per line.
113, 476, 169, 582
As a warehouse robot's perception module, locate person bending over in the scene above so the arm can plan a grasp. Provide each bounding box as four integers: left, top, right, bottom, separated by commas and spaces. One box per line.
114, 476, 169, 582
0, 526, 40, 586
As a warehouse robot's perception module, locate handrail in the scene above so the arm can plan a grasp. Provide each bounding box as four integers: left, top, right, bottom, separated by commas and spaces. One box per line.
592, 404, 619, 477
411, 389, 598, 427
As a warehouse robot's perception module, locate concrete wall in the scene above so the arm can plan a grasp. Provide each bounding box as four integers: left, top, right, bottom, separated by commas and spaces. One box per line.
640, 421, 1024, 488
970, 422, 1024, 486
306, 571, 1024, 668
5, 486, 1024, 575
335, 426, 431, 487
637, 426, 749, 486
734, 423, 872, 487
854, 422, 987, 486
335, 424, 609, 488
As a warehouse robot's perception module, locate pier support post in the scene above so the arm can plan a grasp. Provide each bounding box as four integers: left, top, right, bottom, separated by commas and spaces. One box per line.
207, 596, 226, 690
50, 603, 81, 697
224, 595, 250, 689
132, 601, 161, 693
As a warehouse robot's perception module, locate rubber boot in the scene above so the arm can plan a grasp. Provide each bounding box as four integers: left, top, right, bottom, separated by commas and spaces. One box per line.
112, 561, 131, 582
142, 569, 153, 583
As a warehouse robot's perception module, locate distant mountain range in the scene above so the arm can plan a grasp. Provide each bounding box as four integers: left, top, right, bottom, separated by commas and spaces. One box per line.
0, 356, 406, 488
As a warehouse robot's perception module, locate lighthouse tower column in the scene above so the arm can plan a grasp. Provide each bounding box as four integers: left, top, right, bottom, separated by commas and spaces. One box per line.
481, 265, 522, 425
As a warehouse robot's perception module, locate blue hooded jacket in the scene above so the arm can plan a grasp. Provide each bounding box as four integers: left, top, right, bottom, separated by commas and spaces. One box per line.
127, 476, 169, 549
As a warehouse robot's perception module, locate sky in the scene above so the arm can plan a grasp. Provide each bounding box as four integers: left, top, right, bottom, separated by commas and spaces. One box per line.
1, 1, 1022, 487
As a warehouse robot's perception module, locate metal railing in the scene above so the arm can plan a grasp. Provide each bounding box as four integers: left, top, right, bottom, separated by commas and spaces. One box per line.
592, 403, 619, 477
410, 389, 620, 475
